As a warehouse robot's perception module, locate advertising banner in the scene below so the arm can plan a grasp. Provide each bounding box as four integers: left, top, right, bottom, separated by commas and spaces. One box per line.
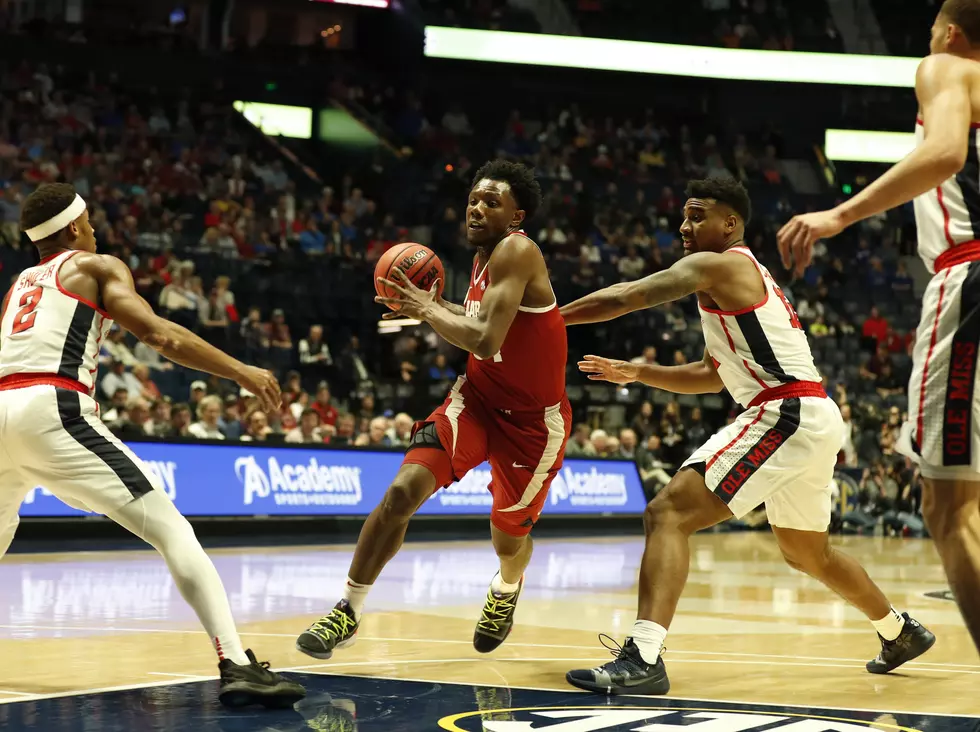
19, 442, 647, 518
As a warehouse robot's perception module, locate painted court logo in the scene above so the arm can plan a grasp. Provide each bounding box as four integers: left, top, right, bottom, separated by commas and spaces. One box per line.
438, 707, 924, 732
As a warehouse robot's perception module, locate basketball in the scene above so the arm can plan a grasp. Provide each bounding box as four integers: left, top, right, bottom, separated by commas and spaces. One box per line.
374, 243, 445, 311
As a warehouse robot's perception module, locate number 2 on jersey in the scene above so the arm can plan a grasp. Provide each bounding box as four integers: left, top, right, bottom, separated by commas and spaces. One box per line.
11, 286, 42, 334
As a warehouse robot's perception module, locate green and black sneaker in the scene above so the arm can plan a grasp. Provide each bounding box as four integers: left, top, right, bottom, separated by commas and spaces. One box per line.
296, 600, 360, 660
473, 575, 523, 653
217, 649, 306, 708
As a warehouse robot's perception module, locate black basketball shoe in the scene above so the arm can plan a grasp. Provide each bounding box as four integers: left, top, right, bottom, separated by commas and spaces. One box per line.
473, 575, 523, 653
566, 636, 670, 696
217, 649, 306, 708
296, 600, 360, 660
866, 613, 936, 674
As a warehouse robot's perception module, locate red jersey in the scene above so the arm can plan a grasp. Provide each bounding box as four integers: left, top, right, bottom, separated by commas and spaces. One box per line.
462, 237, 567, 411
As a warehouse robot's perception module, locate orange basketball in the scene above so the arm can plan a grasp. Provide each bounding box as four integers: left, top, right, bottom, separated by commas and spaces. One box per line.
374, 243, 445, 311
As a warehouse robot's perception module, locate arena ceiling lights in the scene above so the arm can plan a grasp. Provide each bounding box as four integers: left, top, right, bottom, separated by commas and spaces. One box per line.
233, 101, 313, 139
824, 129, 916, 163
423, 27, 920, 87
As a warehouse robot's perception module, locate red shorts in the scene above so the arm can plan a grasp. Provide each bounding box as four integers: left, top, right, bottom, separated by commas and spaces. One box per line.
403, 377, 573, 536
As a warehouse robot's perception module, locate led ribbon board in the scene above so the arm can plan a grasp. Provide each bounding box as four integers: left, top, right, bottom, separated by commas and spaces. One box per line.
825, 129, 917, 163
423, 26, 920, 87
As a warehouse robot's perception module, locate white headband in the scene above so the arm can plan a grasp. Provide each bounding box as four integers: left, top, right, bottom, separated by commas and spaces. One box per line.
25, 194, 87, 242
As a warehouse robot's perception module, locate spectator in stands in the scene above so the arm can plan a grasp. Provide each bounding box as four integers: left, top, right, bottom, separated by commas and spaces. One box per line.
862, 306, 889, 347
167, 403, 193, 439
199, 286, 230, 353
330, 412, 357, 446
241, 306, 270, 366
618, 245, 645, 280
158, 261, 199, 329
891, 261, 914, 295
876, 362, 904, 399
428, 352, 457, 382
618, 429, 639, 459
102, 325, 138, 367
809, 314, 831, 339
132, 363, 161, 402
685, 407, 709, 454
660, 401, 686, 465
566, 423, 596, 457
221, 395, 244, 440
189, 380, 208, 411
387, 413, 414, 447
861, 343, 892, 381
631, 401, 656, 439
631, 345, 658, 366
242, 409, 273, 442
310, 382, 339, 428
111, 399, 152, 440
590, 429, 612, 457
188, 395, 225, 440
298, 325, 333, 390
637, 434, 672, 499
286, 408, 325, 444
299, 217, 326, 255
145, 399, 172, 437
268, 308, 293, 375
101, 359, 141, 400
356, 416, 392, 447
358, 394, 377, 422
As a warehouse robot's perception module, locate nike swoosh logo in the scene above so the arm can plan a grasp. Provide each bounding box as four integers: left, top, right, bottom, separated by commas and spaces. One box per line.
512, 462, 531, 469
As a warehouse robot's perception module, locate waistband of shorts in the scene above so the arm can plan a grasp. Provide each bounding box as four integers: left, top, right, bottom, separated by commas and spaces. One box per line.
935, 240, 980, 270
0, 373, 88, 393
747, 381, 826, 408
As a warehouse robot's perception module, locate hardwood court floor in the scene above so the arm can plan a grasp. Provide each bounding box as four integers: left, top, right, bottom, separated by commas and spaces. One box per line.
0, 532, 976, 717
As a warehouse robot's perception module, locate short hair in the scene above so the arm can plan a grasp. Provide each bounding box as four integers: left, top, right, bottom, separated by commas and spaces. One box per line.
472, 160, 542, 221
942, 0, 980, 45
20, 183, 79, 241
685, 176, 752, 225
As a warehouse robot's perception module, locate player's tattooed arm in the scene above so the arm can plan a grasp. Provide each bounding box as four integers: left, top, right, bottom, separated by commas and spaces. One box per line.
560, 253, 720, 325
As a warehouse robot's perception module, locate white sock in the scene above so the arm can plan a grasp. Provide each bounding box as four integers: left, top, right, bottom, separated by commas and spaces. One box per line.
343, 577, 372, 620
631, 619, 667, 664
107, 490, 250, 666
491, 571, 521, 595
871, 607, 905, 641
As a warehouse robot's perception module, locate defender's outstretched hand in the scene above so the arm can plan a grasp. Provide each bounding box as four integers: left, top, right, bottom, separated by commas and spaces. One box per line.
578, 355, 637, 385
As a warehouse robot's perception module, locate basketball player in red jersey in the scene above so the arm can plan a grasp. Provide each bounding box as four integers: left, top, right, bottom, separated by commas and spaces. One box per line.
778, 0, 980, 658
0, 183, 304, 707
296, 160, 571, 658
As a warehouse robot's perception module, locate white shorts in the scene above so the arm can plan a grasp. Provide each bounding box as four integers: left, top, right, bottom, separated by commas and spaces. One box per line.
681, 396, 843, 532
900, 261, 980, 480
0, 383, 162, 519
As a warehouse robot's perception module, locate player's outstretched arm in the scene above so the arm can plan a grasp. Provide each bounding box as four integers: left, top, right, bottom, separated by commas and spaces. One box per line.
86, 255, 282, 412
778, 54, 972, 276
560, 253, 722, 326
578, 348, 724, 394
376, 235, 535, 359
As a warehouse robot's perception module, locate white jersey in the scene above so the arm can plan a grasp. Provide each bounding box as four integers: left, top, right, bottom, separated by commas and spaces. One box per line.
912, 118, 980, 274
0, 250, 112, 395
698, 246, 822, 408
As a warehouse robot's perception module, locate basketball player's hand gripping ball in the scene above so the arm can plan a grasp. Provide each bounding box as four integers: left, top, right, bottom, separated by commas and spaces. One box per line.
375, 268, 442, 320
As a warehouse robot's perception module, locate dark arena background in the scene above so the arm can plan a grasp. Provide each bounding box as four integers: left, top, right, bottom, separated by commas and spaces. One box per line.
0, 0, 976, 729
